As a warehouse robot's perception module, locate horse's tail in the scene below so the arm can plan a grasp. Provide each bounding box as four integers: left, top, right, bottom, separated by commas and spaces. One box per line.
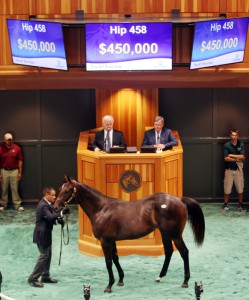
181, 197, 205, 246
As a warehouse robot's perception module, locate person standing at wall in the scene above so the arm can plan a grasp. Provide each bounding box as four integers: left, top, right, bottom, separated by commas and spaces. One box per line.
92, 115, 126, 152
220, 129, 245, 212
141, 116, 178, 150
0, 133, 24, 212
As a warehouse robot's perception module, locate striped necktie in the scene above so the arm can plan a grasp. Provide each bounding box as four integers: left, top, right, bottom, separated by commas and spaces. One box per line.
106, 131, 111, 152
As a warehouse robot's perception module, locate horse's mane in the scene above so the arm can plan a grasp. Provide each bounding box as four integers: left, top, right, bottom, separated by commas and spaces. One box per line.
77, 181, 106, 198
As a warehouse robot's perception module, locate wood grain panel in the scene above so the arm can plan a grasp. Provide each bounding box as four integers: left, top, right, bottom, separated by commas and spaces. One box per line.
166, 178, 178, 195
36, 0, 61, 14
173, 26, 194, 64
133, 163, 155, 182
244, 31, 249, 62
0, 0, 29, 14
0, 15, 30, 65
83, 161, 95, 181
0, 16, 9, 65
106, 164, 126, 182
105, 163, 156, 199
30, 0, 236, 14
1, 0, 249, 17
63, 27, 86, 66
165, 159, 178, 180
106, 182, 130, 200
227, 0, 249, 12
179, 0, 220, 12
131, 181, 155, 199
95, 88, 158, 147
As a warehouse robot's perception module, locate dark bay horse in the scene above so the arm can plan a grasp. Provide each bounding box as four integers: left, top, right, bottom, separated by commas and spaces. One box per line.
54, 177, 205, 293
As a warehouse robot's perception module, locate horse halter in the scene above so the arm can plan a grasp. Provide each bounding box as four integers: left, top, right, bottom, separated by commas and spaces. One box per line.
63, 187, 78, 208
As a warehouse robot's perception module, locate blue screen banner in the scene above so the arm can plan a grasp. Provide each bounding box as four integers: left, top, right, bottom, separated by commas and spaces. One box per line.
190, 17, 249, 69
86, 22, 172, 71
7, 19, 68, 70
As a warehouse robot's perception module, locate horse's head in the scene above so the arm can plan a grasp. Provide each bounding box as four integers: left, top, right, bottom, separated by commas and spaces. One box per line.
53, 176, 78, 212
122, 174, 139, 189
129, 175, 139, 187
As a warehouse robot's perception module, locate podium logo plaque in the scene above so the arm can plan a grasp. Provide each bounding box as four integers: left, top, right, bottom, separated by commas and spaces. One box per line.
120, 170, 141, 193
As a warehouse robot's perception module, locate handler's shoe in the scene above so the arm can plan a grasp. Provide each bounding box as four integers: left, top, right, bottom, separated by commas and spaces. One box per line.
41, 277, 58, 283
28, 279, 44, 287
238, 205, 246, 212
220, 204, 229, 212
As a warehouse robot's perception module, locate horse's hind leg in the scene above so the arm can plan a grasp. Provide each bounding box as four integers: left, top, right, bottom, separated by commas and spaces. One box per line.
173, 237, 190, 288
155, 233, 173, 282
112, 242, 124, 286
101, 239, 115, 293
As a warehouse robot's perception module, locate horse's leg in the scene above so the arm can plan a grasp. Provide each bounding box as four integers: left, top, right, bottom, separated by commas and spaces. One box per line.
101, 239, 115, 293
155, 232, 173, 283
173, 237, 190, 288
112, 242, 124, 286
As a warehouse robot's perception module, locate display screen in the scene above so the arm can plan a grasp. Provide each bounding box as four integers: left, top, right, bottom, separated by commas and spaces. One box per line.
190, 17, 249, 69
85, 22, 172, 71
7, 19, 68, 70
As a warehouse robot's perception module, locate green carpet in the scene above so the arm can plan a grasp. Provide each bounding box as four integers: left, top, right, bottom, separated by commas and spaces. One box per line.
0, 204, 248, 300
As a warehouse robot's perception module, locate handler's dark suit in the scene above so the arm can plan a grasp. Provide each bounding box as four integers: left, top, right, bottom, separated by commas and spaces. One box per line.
141, 127, 178, 149
28, 198, 60, 282
92, 129, 126, 151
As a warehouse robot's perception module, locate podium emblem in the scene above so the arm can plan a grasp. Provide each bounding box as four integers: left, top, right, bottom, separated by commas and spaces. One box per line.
120, 170, 141, 193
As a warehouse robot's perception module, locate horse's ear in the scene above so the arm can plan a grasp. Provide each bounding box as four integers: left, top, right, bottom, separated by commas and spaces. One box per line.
64, 175, 71, 183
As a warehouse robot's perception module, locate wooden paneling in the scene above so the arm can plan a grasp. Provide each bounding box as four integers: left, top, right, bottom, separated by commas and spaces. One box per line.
83, 161, 95, 181
0, 0, 29, 14
179, 0, 219, 13
30, 0, 226, 14
173, 25, 194, 64
95, 88, 158, 147
106, 163, 156, 200
0, 15, 31, 65
8, 1, 246, 18
63, 27, 86, 66
227, 0, 249, 12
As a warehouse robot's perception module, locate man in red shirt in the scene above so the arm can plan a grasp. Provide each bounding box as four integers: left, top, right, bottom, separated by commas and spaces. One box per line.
0, 133, 24, 211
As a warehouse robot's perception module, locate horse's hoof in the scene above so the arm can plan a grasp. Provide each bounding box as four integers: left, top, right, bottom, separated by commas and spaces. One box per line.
117, 282, 124, 287
104, 288, 112, 293
181, 282, 189, 288
155, 277, 162, 282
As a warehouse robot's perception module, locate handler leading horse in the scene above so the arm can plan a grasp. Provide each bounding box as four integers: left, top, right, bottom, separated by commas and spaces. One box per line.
54, 177, 205, 293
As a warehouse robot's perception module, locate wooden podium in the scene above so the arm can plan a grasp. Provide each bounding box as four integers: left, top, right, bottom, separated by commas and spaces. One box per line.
77, 129, 183, 256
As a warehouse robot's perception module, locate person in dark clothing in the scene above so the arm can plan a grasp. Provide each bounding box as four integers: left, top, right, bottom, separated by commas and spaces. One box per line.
141, 116, 178, 150
28, 187, 69, 287
92, 115, 126, 152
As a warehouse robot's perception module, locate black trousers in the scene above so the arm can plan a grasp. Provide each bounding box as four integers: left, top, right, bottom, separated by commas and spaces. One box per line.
28, 244, 52, 281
